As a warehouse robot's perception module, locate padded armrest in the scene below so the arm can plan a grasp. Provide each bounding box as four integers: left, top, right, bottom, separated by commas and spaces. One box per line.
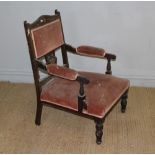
46, 64, 78, 80
76, 46, 106, 58
65, 44, 116, 61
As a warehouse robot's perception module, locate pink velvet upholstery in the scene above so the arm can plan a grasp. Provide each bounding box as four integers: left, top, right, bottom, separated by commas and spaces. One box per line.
46, 64, 78, 80
77, 46, 106, 58
41, 72, 129, 118
31, 19, 64, 58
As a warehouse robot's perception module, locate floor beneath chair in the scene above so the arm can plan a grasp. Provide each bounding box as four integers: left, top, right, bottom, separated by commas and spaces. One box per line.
0, 82, 155, 153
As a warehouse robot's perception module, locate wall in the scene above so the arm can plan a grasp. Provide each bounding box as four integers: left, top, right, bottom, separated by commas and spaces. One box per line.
0, 1, 155, 87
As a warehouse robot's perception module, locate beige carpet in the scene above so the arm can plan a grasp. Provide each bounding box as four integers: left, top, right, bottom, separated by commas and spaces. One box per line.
0, 82, 155, 153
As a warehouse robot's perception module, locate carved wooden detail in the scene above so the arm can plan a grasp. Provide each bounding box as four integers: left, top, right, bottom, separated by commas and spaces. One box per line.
95, 118, 104, 144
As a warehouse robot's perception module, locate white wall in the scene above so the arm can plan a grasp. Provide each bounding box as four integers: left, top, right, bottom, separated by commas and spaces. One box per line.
0, 1, 155, 87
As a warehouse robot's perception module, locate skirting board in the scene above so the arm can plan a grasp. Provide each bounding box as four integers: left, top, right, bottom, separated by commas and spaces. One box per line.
0, 69, 155, 87
0, 70, 34, 83
117, 75, 155, 88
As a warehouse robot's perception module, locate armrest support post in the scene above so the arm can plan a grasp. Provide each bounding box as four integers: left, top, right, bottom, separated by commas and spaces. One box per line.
105, 58, 112, 75
76, 76, 89, 112
105, 53, 116, 75
65, 44, 116, 75
78, 82, 86, 113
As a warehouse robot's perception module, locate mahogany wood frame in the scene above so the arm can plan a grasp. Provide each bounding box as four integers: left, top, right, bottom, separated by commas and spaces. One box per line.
24, 9, 129, 145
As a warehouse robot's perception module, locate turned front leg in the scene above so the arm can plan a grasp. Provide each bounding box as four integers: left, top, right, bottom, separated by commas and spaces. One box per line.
95, 118, 105, 144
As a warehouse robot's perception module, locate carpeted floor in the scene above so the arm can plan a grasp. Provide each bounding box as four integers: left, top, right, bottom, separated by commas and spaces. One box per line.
0, 82, 155, 153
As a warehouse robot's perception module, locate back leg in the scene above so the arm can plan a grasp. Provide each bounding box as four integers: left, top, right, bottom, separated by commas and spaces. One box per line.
121, 89, 129, 113
35, 101, 43, 125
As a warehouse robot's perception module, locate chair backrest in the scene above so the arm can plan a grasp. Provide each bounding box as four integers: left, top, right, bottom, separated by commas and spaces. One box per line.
24, 10, 68, 99
24, 10, 65, 59
31, 18, 64, 58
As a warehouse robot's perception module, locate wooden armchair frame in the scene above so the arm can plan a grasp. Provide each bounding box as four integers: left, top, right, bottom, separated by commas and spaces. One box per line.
24, 10, 129, 144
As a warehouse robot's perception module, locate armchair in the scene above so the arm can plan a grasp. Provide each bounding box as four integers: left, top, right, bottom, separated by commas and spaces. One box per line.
24, 10, 130, 145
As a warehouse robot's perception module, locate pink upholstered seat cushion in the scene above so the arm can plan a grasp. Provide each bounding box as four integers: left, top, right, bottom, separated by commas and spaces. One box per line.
41, 72, 129, 118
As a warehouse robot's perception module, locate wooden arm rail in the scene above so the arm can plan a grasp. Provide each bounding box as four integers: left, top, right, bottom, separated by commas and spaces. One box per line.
64, 43, 77, 53
64, 43, 116, 60
64, 44, 116, 74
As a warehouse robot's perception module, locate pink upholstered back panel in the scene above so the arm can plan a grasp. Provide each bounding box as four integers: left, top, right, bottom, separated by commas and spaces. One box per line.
31, 19, 64, 58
